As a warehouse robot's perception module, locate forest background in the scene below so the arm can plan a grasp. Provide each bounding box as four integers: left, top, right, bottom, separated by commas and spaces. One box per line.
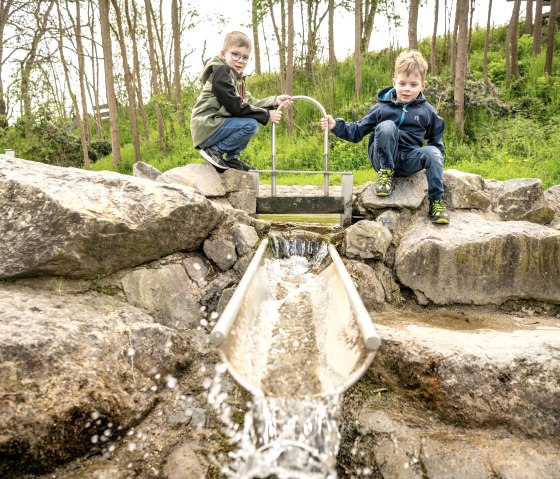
0, 0, 558, 188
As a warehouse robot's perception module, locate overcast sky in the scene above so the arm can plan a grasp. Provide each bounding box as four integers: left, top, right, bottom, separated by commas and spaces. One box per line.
183, 0, 516, 78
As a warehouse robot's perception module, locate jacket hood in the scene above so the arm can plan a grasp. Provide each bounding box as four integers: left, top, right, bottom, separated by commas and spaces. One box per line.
378, 86, 426, 105
199, 55, 227, 85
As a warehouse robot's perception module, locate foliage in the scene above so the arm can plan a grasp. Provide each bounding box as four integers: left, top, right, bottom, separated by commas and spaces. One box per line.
6, 24, 560, 190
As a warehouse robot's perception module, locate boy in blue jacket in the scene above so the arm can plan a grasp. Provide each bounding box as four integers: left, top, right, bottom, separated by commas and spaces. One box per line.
321, 50, 449, 224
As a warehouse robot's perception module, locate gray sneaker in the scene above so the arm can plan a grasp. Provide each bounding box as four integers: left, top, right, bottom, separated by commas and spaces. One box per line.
225, 157, 255, 171
200, 148, 229, 171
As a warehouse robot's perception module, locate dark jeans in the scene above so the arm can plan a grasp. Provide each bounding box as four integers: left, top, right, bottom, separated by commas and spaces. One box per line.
369, 120, 445, 200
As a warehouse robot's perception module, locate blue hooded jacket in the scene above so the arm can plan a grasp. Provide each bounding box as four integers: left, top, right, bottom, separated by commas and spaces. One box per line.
331, 86, 445, 157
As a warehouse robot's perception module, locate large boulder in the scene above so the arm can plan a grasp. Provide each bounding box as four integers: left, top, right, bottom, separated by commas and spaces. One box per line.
0, 283, 193, 477
0, 156, 222, 279
395, 212, 560, 305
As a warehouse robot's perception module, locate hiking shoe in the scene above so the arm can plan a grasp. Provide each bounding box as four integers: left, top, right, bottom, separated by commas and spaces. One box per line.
429, 199, 450, 224
200, 148, 229, 171
375, 168, 394, 196
225, 157, 256, 172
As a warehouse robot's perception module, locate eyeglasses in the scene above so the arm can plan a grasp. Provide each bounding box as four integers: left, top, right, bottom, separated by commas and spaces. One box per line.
227, 51, 251, 63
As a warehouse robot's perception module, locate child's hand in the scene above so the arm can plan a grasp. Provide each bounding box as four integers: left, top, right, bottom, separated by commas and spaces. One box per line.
275, 94, 292, 109
269, 109, 283, 124
321, 115, 335, 131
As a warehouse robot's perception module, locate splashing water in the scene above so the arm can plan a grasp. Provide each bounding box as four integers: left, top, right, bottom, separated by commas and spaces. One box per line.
208, 363, 342, 479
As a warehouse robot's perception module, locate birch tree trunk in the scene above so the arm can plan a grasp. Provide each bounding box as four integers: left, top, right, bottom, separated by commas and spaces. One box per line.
454, 0, 469, 133
99, 0, 121, 166
71, 0, 91, 141
361, 0, 377, 54
505, 0, 522, 83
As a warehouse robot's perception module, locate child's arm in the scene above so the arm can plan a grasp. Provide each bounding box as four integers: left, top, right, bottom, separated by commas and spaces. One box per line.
426, 110, 446, 156
320, 105, 379, 142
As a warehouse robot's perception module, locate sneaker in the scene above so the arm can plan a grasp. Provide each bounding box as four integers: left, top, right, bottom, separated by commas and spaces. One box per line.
225, 157, 256, 172
429, 199, 450, 224
375, 168, 394, 196
200, 147, 229, 171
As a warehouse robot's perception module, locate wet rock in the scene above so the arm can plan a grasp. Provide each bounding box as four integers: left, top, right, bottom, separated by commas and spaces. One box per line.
344, 260, 386, 308
183, 254, 212, 288
231, 223, 259, 256
203, 236, 237, 271
0, 156, 221, 279
227, 189, 257, 214
164, 441, 207, 479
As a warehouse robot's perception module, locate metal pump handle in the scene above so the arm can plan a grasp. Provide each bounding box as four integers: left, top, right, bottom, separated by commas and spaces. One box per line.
271, 95, 330, 196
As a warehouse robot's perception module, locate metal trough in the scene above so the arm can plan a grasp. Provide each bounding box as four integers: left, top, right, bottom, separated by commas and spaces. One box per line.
211, 238, 381, 398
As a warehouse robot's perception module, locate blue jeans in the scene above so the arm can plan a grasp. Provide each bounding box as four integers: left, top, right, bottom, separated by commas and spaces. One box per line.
199, 117, 259, 159
369, 120, 445, 200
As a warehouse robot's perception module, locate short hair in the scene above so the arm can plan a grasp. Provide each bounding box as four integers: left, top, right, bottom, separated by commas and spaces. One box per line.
394, 50, 428, 81
223, 31, 252, 51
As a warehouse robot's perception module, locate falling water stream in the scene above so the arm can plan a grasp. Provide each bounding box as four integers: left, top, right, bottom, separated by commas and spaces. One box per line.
207, 232, 361, 479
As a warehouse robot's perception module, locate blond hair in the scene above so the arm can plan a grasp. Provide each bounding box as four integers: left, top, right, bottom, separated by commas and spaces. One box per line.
394, 50, 428, 81
223, 31, 252, 51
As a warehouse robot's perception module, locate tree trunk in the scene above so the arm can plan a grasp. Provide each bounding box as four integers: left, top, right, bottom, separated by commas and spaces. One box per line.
145, 0, 165, 143
483, 0, 493, 84
172, 0, 184, 127
354, 0, 362, 101
21, 0, 56, 125
534, 0, 543, 54
545, 0, 558, 74
71, 0, 91, 142
110, 0, 141, 162
450, 3, 459, 78
328, 0, 336, 68
87, 0, 104, 140
361, 0, 377, 54
505, 0, 522, 83
525, 0, 534, 34
454, 0, 469, 133
151, 0, 171, 99
267, 0, 286, 92
0, 0, 14, 128
99, 0, 121, 166
126, 0, 150, 141
431, 0, 439, 76
408, 0, 420, 50
252, 0, 262, 74
55, 0, 90, 168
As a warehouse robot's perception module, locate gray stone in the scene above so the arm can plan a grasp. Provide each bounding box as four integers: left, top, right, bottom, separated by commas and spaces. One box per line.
120, 263, 203, 329
203, 236, 237, 271
444, 169, 491, 210
421, 438, 486, 479
395, 212, 560, 304
227, 189, 257, 214
164, 442, 206, 479
221, 168, 255, 192
493, 178, 554, 224
0, 157, 221, 279
344, 259, 386, 308
132, 161, 162, 180
344, 220, 392, 260
359, 171, 427, 211
231, 223, 259, 256
158, 163, 226, 197
182, 255, 211, 288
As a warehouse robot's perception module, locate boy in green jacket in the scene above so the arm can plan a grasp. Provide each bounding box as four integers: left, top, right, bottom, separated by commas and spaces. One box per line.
191, 31, 291, 172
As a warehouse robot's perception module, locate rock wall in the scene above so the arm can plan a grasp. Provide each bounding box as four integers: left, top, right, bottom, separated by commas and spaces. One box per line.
1, 156, 559, 478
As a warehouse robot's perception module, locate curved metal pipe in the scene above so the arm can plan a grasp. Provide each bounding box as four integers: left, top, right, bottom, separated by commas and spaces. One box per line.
210, 238, 269, 346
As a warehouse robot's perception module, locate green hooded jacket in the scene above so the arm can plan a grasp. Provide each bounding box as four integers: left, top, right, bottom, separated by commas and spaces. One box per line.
190, 55, 277, 148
